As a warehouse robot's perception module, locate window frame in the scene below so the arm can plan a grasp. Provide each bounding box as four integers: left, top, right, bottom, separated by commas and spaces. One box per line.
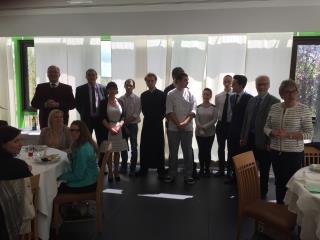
19, 39, 36, 112
290, 36, 320, 79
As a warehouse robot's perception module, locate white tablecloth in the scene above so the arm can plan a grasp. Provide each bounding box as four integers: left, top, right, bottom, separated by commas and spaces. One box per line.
19, 147, 69, 240
284, 166, 320, 240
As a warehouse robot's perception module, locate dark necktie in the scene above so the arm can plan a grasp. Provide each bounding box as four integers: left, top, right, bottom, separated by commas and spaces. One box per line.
235, 94, 239, 105
91, 86, 96, 113
221, 93, 229, 123
250, 97, 262, 132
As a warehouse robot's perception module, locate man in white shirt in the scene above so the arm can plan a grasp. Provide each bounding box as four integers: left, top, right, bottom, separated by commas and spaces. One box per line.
119, 79, 141, 176
164, 72, 197, 184
214, 75, 233, 177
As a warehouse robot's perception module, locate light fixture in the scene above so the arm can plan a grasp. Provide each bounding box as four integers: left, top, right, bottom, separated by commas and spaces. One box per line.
67, 0, 94, 5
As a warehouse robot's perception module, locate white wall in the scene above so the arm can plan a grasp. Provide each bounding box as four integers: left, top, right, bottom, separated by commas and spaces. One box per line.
0, 4, 320, 36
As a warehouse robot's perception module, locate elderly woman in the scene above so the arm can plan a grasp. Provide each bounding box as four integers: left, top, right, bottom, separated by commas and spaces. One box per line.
0, 126, 32, 180
264, 79, 313, 204
57, 120, 99, 193
38, 109, 72, 151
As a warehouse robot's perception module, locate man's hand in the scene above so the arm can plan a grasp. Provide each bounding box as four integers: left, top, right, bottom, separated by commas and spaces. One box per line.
240, 139, 246, 147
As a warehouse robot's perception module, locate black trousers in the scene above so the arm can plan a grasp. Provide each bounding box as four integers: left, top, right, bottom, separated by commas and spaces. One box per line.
58, 182, 97, 194
215, 121, 230, 173
255, 149, 272, 198
270, 150, 303, 204
85, 116, 106, 146
246, 133, 272, 198
196, 135, 215, 172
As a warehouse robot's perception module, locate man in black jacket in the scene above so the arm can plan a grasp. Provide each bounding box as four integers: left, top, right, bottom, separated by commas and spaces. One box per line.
75, 69, 106, 145
226, 75, 253, 183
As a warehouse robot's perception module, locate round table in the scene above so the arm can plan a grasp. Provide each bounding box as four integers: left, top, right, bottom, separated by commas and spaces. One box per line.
19, 147, 69, 240
284, 166, 320, 240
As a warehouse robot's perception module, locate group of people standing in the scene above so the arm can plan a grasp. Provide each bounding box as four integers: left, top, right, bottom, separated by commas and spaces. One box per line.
28, 64, 313, 203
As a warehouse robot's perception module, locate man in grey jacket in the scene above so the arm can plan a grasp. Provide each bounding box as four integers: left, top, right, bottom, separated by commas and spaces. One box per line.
240, 75, 280, 199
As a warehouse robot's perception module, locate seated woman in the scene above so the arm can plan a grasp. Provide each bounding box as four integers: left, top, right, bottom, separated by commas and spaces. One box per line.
0, 125, 32, 180
0, 125, 32, 240
38, 109, 71, 152
57, 120, 99, 193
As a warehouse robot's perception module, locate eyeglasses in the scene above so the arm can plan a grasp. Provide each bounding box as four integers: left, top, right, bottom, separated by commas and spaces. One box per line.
70, 128, 80, 132
283, 89, 297, 95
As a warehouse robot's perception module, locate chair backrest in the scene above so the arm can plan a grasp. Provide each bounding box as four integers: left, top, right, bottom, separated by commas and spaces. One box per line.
233, 151, 260, 215
30, 175, 40, 240
96, 143, 112, 199
304, 146, 320, 167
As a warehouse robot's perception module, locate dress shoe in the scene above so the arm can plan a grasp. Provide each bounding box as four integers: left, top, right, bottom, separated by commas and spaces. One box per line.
213, 171, 225, 177
224, 177, 235, 184
163, 175, 175, 183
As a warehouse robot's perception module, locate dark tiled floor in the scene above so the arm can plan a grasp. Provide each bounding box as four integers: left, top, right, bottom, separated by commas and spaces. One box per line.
56, 170, 279, 240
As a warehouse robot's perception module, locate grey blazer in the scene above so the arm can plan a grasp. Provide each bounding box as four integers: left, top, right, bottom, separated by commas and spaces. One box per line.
241, 93, 280, 149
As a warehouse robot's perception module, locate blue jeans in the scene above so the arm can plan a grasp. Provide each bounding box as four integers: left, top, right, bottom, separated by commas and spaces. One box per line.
121, 123, 138, 172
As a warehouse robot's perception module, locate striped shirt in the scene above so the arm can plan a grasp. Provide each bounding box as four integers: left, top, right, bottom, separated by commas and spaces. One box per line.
195, 104, 218, 137
264, 102, 313, 152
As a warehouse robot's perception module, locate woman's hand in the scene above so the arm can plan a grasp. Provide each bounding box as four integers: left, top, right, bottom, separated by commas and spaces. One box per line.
28, 164, 32, 172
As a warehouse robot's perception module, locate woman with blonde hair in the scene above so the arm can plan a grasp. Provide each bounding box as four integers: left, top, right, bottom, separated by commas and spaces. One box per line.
264, 79, 313, 204
38, 109, 71, 151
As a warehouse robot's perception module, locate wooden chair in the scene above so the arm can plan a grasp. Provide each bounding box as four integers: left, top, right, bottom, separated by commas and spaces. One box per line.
20, 174, 40, 240
303, 146, 320, 167
233, 151, 296, 240
53, 144, 111, 235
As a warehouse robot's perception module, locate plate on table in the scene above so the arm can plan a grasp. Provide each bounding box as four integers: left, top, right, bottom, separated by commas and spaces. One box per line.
38, 154, 60, 164
309, 164, 320, 173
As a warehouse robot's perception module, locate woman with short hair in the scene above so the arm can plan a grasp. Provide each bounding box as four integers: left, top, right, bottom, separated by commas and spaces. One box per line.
0, 126, 32, 180
99, 82, 128, 182
264, 79, 313, 204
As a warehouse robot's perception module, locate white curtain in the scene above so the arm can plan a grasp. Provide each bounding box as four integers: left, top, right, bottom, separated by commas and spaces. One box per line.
0, 38, 16, 126
34, 37, 101, 124
111, 36, 136, 96
245, 33, 293, 98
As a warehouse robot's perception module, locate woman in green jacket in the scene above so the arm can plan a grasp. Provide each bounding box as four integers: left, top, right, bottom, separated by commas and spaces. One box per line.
58, 120, 99, 193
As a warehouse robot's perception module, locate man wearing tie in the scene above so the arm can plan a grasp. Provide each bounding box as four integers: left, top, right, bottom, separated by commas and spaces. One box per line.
214, 75, 233, 177
226, 75, 253, 183
75, 69, 106, 145
31, 65, 75, 129
240, 75, 280, 198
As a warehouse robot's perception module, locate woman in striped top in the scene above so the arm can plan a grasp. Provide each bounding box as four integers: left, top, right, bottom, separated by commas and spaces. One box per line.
264, 79, 313, 204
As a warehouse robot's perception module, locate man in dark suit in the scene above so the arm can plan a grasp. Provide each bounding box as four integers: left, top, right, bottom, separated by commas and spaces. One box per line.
226, 74, 253, 183
240, 75, 280, 199
75, 69, 106, 145
31, 65, 75, 129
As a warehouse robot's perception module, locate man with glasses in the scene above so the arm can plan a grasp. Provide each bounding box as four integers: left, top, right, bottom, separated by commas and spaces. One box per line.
75, 69, 106, 145
240, 75, 280, 199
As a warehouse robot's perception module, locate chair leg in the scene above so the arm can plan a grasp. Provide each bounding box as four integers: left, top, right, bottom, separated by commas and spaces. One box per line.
53, 201, 61, 235
96, 198, 103, 233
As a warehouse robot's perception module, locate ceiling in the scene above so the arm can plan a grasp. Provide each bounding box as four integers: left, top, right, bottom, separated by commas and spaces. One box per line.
0, 0, 267, 11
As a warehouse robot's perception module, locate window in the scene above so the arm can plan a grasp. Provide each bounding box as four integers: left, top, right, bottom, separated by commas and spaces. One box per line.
290, 36, 320, 119
19, 40, 36, 112
100, 40, 112, 84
